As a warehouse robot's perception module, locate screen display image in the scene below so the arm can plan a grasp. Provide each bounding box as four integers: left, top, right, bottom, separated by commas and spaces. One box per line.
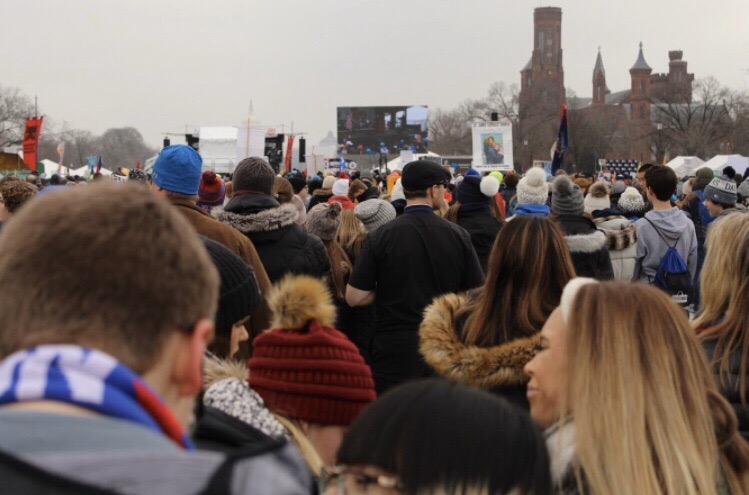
337, 105, 428, 155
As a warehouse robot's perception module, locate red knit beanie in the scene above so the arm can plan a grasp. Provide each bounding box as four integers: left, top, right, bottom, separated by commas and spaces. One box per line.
198, 170, 226, 206
248, 276, 375, 426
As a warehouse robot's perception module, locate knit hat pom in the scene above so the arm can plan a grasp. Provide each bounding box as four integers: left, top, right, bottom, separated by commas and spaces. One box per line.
268, 275, 336, 329
202, 170, 218, 185
551, 174, 575, 197
480, 175, 500, 197
588, 182, 608, 198
525, 167, 547, 187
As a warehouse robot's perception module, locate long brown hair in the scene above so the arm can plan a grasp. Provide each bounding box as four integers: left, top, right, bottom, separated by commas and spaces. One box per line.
563, 282, 749, 495
335, 210, 367, 262
445, 201, 504, 224
457, 216, 575, 346
695, 213, 749, 405
323, 239, 353, 301
273, 177, 294, 204
348, 179, 367, 202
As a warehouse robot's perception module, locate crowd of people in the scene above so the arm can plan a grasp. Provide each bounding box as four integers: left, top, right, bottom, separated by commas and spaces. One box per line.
0, 144, 747, 494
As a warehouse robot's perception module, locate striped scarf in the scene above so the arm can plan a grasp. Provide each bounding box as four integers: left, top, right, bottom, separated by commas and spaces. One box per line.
0, 345, 192, 449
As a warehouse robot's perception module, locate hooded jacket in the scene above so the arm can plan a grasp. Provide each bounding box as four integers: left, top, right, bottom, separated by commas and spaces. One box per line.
327, 195, 356, 210
307, 188, 332, 211
633, 207, 697, 283
592, 210, 638, 282
214, 194, 329, 283
419, 292, 539, 409
454, 204, 502, 272
554, 215, 614, 280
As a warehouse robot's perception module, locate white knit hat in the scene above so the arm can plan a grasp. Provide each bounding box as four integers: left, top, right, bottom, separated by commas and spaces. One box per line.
560, 278, 598, 324
332, 179, 349, 196
584, 182, 611, 214
516, 167, 549, 205
617, 186, 645, 215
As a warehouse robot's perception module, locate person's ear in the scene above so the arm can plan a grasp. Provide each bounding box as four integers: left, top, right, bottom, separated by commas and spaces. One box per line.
173, 318, 214, 397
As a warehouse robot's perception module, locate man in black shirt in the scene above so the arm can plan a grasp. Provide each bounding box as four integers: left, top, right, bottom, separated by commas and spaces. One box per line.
346, 160, 484, 394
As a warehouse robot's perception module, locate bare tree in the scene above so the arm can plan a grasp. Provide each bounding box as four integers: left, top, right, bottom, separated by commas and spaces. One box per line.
0, 85, 35, 149
653, 77, 734, 158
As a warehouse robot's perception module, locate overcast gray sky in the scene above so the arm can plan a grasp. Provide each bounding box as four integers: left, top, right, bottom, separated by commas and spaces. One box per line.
2, 0, 747, 148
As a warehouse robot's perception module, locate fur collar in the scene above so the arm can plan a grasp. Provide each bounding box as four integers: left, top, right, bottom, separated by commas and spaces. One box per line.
599, 221, 637, 250
564, 230, 606, 253
419, 293, 539, 389
203, 358, 248, 390
213, 203, 298, 234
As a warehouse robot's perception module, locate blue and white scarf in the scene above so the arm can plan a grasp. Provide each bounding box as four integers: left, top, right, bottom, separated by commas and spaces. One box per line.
0, 345, 193, 449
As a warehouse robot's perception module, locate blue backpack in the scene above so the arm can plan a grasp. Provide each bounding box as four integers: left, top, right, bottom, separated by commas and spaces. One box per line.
693, 190, 715, 229
644, 218, 692, 300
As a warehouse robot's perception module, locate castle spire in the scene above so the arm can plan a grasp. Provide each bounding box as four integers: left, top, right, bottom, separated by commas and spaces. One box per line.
631, 41, 652, 71
593, 46, 605, 79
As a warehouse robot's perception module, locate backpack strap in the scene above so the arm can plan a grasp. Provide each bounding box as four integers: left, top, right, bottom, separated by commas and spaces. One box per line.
644, 217, 679, 249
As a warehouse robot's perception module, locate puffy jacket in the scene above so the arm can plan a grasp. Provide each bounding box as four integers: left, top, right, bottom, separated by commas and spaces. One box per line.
454, 204, 502, 272
592, 211, 637, 282
554, 215, 614, 280
702, 338, 749, 441
214, 194, 329, 283
419, 291, 540, 410
327, 195, 356, 210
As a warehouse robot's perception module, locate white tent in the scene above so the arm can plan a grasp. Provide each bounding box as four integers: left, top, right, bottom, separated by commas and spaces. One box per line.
386, 152, 442, 171
199, 126, 239, 174
665, 156, 705, 177
702, 155, 749, 177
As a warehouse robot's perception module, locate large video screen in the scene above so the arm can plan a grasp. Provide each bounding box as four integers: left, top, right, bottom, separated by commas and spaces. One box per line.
337, 106, 428, 154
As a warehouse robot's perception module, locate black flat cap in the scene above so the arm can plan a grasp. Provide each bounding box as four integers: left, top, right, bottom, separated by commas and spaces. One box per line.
401, 160, 451, 190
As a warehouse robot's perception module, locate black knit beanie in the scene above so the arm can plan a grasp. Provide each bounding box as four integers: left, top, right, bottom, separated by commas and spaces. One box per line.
233, 157, 275, 196
201, 237, 262, 338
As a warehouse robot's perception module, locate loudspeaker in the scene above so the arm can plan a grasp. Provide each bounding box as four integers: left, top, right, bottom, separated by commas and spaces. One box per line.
298, 138, 306, 163
163, 137, 171, 148
491, 112, 499, 122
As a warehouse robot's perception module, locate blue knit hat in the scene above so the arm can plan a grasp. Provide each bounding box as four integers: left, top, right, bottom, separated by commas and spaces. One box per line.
465, 168, 481, 178
152, 145, 202, 195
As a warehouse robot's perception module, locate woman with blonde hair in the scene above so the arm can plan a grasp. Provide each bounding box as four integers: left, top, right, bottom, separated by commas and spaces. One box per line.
695, 212, 749, 439
524, 280, 749, 494
420, 216, 575, 408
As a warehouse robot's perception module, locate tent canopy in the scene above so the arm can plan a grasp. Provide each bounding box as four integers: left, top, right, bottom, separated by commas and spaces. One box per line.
386, 151, 441, 171
665, 156, 705, 177
702, 155, 749, 177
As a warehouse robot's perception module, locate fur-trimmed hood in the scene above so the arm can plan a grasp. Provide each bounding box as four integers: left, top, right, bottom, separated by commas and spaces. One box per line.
203, 357, 248, 390
593, 216, 637, 251
419, 293, 539, 390
564, 230, 606, 253
268, 275, 336, 329
213, 203, 298, 234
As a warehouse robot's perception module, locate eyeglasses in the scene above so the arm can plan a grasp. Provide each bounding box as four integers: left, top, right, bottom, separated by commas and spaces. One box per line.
318, 466, 404, 494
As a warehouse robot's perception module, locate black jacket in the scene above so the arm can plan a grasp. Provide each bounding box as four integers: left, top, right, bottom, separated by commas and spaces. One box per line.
554, 215, 614, 280
214, 194, 329, 283
455, 204, 502, 272
703, 338, 749, 440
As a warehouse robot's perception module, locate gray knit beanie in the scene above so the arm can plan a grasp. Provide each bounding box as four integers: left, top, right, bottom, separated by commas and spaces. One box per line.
551, 175, 584, 215
233, 157, 275, 196
306, 202, 343, 241
354, 199, 396, 232
704, 175, 738, 206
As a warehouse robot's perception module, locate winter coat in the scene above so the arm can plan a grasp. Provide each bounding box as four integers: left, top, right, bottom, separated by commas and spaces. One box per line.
592, 211, 637, 281
214, 194, 329, 283
391, 198, 406, 216
419, 292, 540, 409
454, 204, 502, 272
327, 195, 356, 210
554, 215, 614, 280
338, 245, 375, 364
501, 187, 516, 210
169, 198, 272, 339
701, 337, 749, 441
307, 189, 332, 211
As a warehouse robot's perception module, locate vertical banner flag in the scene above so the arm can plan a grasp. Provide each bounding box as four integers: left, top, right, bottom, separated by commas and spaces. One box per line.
22, 117, 44, 172
284, 135, 295, 173
96, 156, 103, 174
57, 141, 66, 174
551, 103, 568, 175
87, 155, 98, 174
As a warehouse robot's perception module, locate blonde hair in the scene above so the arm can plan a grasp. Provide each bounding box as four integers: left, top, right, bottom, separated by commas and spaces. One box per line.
695, 213, 749, 405
562, 282, 749, 495
335, 210, 367, 261
274, 414, 324, 475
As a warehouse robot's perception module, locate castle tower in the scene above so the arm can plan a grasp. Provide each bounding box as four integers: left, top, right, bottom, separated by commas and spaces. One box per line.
592, 47, 608, 107
519, 7, 564, 113
667, 50, 694, 103
629, 42, 652, 122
